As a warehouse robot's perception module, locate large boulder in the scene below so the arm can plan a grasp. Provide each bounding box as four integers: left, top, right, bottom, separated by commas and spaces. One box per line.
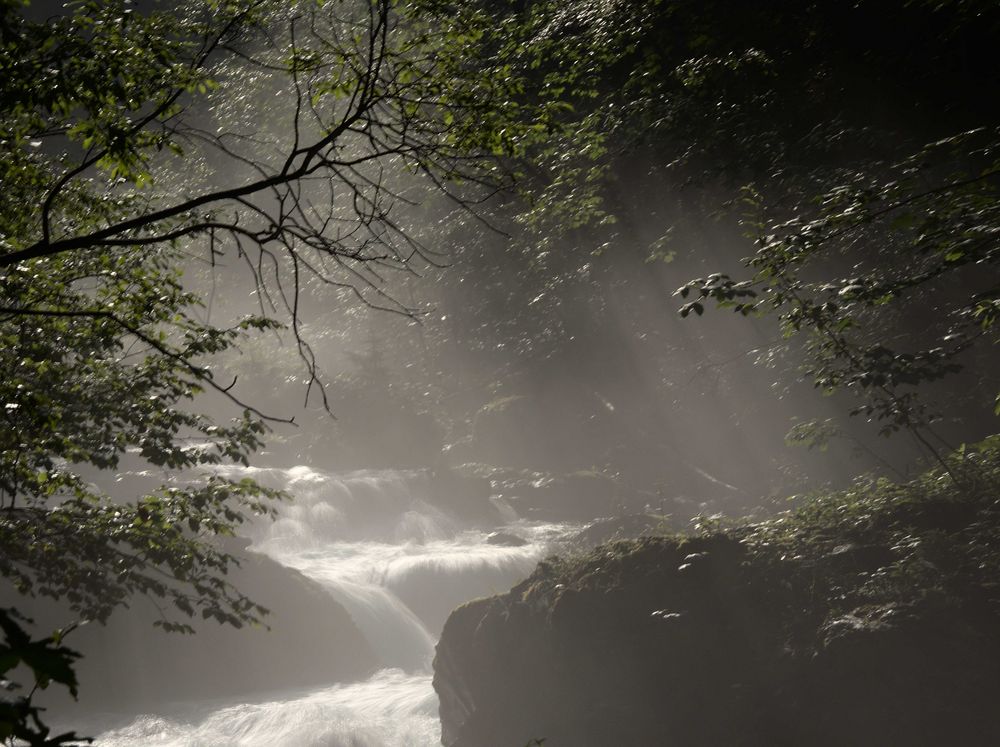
433, 534, 1000, 747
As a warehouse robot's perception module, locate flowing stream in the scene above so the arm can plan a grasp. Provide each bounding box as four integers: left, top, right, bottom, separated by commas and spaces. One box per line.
88, 466, 574, 746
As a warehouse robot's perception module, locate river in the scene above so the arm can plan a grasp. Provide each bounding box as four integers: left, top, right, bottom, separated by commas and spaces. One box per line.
85, 466, 574, 746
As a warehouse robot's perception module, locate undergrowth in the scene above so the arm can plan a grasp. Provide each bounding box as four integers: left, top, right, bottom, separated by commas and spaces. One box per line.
742, 435, 1000, 619
535, 436, 1000, 625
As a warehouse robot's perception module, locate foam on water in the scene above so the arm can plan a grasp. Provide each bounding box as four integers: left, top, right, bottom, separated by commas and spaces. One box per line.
94, 670, 438, 747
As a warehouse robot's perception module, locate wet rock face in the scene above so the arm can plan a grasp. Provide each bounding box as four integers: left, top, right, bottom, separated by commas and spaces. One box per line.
433, 535, 1000, 747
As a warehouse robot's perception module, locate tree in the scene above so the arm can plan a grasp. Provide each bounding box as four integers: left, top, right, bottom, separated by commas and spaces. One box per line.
678, 129, 1000, 474
0, 0, 540, 739
480, 0, 1000, 474
0, 609, 89, 746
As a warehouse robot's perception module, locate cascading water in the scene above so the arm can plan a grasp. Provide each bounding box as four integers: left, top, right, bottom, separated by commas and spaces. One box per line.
86, 466, 576, 746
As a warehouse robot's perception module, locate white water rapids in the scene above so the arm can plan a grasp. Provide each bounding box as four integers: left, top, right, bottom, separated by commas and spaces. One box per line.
86, 466, 575, 746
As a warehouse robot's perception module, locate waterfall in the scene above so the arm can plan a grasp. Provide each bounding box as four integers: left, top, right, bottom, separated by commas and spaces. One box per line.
85, 466, 577, 746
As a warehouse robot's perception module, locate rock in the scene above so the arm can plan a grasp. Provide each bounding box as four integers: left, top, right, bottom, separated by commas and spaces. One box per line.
433, 534, 1000, 747
485, 531, 528, 547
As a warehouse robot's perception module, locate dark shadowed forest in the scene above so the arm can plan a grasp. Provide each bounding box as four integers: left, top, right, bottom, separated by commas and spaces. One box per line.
1, 0, 998, 744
